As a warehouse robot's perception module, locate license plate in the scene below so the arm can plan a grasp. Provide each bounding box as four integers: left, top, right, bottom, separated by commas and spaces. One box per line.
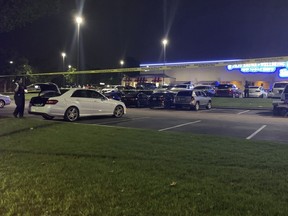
30, 106, 45, 113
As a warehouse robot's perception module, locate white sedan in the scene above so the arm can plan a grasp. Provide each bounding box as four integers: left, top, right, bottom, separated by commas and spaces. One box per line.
248, 86, 268, 98
0, 94, 11, 108
28, 88, 126, 122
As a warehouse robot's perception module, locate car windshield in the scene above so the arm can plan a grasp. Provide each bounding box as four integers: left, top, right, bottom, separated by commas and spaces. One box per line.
274, 83, 288, 88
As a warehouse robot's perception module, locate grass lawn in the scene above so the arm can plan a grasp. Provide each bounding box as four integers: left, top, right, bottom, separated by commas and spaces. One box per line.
212, 97, 274, 109
0, 117, 288, 215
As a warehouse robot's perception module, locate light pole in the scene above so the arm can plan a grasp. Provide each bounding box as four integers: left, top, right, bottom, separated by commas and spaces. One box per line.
75, 16, 83, 71
61, 52, 66, 71
162, 38, 168, 85
75, 16, 83, 85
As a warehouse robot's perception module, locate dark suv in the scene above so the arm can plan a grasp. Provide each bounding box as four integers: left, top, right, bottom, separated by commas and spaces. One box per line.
215, 84, 243, 98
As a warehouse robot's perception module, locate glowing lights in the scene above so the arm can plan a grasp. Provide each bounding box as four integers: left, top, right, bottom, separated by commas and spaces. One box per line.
227, 62, 288, 73
279, 68, 288, 78
162, 38, 168, 46
140, 59, 242, 67
75, 16, 83, 25
226, 61, 288, 78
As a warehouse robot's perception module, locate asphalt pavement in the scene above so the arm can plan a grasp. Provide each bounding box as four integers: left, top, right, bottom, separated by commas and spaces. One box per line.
1, 103, 287, 144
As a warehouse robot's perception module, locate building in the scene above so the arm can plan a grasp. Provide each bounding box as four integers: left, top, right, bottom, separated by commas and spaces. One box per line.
127, 57, 288, 90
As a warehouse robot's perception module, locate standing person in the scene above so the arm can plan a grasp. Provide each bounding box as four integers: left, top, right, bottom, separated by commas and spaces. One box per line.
13, 78, 26, 118
244, 81, 249, 98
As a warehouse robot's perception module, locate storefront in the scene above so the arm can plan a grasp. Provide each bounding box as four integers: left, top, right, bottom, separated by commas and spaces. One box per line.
136, 58, 288, 90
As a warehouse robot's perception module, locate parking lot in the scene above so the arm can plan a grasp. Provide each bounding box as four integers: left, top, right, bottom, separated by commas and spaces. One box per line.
2, 103, 287, 144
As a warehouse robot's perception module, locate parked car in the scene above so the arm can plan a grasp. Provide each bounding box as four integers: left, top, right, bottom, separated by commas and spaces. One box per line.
149, 91, 177, 109
29, 88, 126, 122
215, 84, 243, 98
121, 92, 149, 107
168, 83, 194, 91
174, 90, 212, 110
101, 85, 123, 93
193, 85, 216, 97
103, 91, 124, 101
248, 86, 268, 98
136, 83, 157, 90
272, 85, 288, 116
268, 81, 288, 98
0, 94, 11, 108
280, 84, 288, 102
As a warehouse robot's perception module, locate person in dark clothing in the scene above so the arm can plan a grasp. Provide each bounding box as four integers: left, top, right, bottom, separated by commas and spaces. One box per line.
244, 81, 249, 98
13, 78, 26, 118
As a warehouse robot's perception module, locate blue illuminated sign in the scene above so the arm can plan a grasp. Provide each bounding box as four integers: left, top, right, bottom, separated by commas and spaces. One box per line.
227, 62, 288, 73
279, 68, 288, 78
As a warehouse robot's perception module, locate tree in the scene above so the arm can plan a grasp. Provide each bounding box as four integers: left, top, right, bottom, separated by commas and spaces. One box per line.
0, 0, 60, 33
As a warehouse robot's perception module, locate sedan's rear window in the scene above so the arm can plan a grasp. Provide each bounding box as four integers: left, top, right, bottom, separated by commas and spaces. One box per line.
177, 91, 192, 96
217, 84, 233, 89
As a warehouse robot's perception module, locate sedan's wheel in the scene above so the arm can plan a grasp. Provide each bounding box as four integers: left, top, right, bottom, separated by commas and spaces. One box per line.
64, 106, 79, 122
194, 102, 200, 111
206, 101, 212, 109
0, 100, 4, 108
113, 105, 124, 118
42, 114, 54, 120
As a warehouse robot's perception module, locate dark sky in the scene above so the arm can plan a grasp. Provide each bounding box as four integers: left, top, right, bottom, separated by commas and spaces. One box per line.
1, 0, 288, 72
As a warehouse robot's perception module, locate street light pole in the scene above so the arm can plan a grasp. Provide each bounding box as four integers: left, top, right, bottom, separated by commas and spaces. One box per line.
162, 38, 168, 85
75, 16, 83, 71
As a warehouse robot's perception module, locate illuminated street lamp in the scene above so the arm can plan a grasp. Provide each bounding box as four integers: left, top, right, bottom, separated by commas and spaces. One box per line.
120, 60, 124, 67
162, 38, 168, 85
61, 52, 66, 71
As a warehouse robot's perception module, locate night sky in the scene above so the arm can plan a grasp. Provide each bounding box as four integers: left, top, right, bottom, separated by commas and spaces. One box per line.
1, 0, 288, 72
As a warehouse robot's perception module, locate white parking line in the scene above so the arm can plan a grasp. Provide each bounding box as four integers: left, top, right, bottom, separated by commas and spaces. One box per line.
246, 125, 267, 140
158, 120, 201, 132
237, 110, 250, 115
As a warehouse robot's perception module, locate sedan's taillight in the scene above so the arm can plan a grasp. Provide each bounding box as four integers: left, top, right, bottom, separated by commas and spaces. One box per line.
46, 100, 58, 105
